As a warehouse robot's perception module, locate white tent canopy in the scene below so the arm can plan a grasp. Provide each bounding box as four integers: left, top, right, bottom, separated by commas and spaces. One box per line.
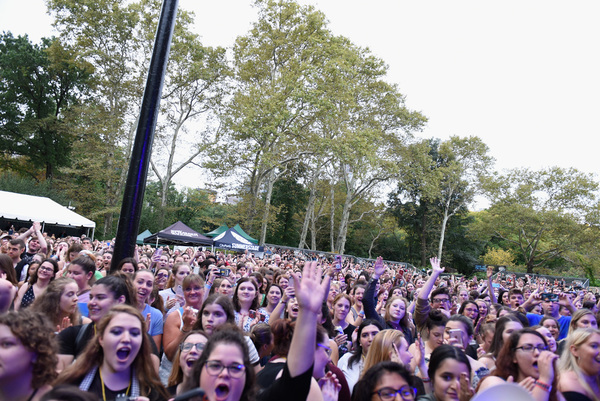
0, 191, 96, 235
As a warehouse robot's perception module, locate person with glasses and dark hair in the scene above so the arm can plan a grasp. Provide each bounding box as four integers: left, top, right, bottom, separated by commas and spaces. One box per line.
477, 328, 560, 401
352, 361, 416, 401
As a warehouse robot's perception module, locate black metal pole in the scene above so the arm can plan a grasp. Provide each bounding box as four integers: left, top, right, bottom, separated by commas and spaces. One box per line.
110, 0, 179, 273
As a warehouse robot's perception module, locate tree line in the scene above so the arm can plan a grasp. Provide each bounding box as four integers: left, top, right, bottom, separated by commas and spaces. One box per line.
1, 0, 599, 277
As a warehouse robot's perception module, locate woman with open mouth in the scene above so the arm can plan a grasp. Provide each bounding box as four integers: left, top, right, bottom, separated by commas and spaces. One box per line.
558, 328, 600, 401
477, 328, 560, 401
167, 330, 208, 396
160, 274, 205, 384
31, 277, 91, 332
133, 269, 164, 349
56, 305, 169, 400
232, 278, 260, 333
0, 309, 58, 401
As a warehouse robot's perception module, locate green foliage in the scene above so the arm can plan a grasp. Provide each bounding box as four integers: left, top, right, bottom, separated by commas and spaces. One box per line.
0, 33, 93, 179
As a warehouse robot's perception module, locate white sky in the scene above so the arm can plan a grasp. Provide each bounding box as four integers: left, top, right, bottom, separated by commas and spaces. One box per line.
2, 0, 600, 183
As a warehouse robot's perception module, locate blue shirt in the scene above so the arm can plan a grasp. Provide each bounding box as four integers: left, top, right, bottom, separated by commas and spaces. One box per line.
526, 313, 571, 340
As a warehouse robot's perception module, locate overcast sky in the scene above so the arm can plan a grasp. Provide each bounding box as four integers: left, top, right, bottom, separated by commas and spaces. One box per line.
2, 0, 599, 182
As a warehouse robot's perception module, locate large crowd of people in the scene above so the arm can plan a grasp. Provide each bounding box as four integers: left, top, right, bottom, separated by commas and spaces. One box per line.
0, 223, 599, 401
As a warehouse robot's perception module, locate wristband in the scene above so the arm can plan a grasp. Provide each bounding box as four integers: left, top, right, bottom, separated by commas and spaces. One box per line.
421, 377, 431, 383
535, 381, 551, 392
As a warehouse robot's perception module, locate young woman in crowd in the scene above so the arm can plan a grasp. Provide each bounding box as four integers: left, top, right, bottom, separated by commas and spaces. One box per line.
0, 253, 18, 286
115, 257, 138, 277
154, 267, 170, 291
541, 316, 561, 342
346, 284, 365, 327
192, 294, 261, 367
232, 277, 260, 332
31, 277, 91, 331
331, 293, 355, 358
15, 258, 58, 310
66, 256, 96, 305
337, 319, 383, 392
363, 329, 428, 397
352, 362, 416, 401
57, 275, 139, 369
417, 345, 473, 401
535, 326, 558, 354
55, 305, 169, 400
458, 300, 480, 326
258, 283, 283, 323
132, 269, 164, 347
478, 314, 523, 371
159, 262, 191, 311
558, 328, 600, 401
477, 328, 560, 401
443, 315, 489, 388
0, 309, 58, 401
556, 309, 598, 355
160, 274, 205, 383
166, 330, 208, 396
250, 323, 274, 368
410, 309, 447, 362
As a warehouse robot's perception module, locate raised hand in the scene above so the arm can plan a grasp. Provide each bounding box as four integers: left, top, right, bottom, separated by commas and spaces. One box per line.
291, 261, 329, 315
429, 257, 444, 274
373, 256, 385, 278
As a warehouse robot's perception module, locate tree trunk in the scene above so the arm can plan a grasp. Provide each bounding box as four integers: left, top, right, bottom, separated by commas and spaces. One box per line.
420, 202, 427, 267
260, 170, 276, 244
298, 166, 320, 249
330, 184, 336, 253
335, 189, 353, 255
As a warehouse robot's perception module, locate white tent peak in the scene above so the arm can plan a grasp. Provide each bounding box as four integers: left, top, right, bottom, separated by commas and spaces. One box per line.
0, 190, 96, 228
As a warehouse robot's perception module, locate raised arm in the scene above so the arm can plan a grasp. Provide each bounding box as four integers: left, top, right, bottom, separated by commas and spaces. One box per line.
486, 266, 497, 304
287, 261, 329, 378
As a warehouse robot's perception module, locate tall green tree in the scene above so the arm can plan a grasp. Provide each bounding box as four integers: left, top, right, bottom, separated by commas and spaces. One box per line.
0, 33, 92, 179
473, 167, 600, 273
394, 136, 492, 263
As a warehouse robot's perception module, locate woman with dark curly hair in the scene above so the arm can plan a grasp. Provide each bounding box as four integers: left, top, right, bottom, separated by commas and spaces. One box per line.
55, 304, 169, 400
15, 258, 58, 310
0, 309, 59, 401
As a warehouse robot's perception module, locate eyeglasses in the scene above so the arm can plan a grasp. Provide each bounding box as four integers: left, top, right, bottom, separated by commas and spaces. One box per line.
432, 298, 451, 304
180, 342, 205, 352
515, 344, 547, 353
317, 343, 332, 356
373, 386, 416, 401
156, 273, 169, 279
39, 266, 54, 272
204, 360, 246, 378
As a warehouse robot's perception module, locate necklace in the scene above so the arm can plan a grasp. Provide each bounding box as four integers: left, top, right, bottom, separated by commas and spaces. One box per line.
99, 367, 131, 401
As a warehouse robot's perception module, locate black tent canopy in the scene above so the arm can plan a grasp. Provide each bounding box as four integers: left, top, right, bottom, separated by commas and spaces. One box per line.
143, 221, 212, 246
213, 227, 264, 252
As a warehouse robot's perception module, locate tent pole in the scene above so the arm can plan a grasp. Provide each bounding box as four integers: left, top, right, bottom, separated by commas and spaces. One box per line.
110, 0, 179, 273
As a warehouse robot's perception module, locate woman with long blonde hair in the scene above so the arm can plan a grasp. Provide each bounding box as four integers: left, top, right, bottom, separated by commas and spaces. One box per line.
558, 328, 600, 401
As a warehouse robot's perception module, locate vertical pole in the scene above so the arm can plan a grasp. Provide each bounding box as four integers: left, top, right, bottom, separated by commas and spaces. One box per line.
110, 0, 179, 273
